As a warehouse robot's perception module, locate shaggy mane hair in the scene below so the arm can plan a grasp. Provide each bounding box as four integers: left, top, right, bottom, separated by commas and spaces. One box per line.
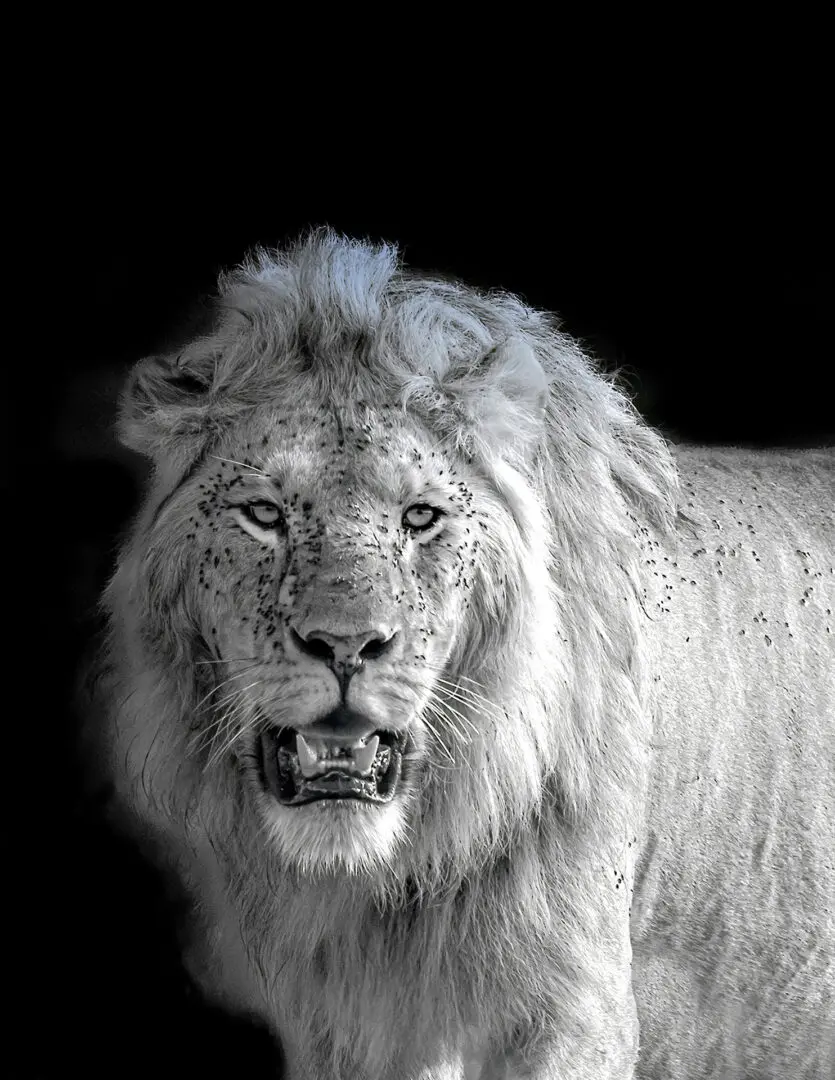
91, 229, 679, 1077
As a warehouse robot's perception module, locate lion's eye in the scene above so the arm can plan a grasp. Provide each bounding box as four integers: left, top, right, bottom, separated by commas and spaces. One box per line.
402, 504, 442, 531
245, 502, 283, 529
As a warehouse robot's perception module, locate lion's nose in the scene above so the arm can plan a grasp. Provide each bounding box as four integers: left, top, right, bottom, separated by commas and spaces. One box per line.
290, 627, 397, 679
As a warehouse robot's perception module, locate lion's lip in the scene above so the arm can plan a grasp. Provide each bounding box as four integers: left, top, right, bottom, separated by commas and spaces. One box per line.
259, 728, 405, 806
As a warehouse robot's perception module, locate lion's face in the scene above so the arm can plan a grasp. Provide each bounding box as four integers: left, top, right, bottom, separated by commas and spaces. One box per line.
150, 399, 515, 874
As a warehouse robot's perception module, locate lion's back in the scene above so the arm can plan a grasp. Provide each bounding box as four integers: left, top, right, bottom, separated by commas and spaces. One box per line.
632, 446, 835, 1079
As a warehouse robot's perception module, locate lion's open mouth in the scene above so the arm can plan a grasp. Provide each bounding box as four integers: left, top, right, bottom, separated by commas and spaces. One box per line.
259, 728, 404, 806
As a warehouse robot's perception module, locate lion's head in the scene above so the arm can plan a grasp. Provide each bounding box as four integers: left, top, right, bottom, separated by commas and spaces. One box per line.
99, 230, 676, 901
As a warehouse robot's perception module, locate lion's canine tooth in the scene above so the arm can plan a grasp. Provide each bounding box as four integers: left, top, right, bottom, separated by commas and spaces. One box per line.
351, 734, 379, 775
296, 733, 320, 777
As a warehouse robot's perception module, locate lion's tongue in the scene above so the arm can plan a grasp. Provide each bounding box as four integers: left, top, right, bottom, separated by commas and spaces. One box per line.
295, 733, 380, 778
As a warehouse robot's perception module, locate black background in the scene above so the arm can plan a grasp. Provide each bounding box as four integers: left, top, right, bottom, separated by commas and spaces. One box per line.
14, 77, 834, 1077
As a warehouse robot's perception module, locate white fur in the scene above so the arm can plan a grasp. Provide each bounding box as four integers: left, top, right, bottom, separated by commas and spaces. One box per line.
86, 231, 833, 1079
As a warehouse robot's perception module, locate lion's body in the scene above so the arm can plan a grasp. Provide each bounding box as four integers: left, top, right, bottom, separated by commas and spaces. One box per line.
89, 232, 834, 1079
634, 447, 834, 1079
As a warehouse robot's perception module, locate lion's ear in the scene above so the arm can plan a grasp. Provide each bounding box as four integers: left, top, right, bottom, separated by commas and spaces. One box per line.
441, 338, 550, 456
487, 339, 550, 418
118, 350, 216, 458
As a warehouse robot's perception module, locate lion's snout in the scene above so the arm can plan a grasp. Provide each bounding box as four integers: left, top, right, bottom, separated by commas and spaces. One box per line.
287, 625, 399, 683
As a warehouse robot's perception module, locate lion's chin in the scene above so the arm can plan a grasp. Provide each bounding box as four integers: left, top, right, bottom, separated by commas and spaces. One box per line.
257, 788, 408, 877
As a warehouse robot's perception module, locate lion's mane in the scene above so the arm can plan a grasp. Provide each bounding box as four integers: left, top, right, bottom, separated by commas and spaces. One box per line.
91, 230, 680, 1077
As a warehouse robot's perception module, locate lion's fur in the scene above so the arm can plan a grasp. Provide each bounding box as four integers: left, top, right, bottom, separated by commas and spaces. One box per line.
88, 230, 834, 1079
632, 447, 835, 1078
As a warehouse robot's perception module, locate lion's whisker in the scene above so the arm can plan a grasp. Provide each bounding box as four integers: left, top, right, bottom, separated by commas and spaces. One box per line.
209, 454, 270, 476
211, 719, 257, 766
197, 681, 262, 764
195, 656, 259, 665
432, 679, 504, 725
425, 693, 474, 747
428, 688, 478, 735
194, 668, 260, 715
417, 708, 458, 766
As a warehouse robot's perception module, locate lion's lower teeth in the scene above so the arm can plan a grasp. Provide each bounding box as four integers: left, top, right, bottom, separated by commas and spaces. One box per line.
295, 732, 381, 778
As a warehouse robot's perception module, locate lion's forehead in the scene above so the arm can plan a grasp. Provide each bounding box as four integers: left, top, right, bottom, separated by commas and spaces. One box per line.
221, 402, 457, 508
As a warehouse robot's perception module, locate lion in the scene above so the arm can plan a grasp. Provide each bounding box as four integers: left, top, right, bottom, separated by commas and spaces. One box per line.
86, 229, 834, 1079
